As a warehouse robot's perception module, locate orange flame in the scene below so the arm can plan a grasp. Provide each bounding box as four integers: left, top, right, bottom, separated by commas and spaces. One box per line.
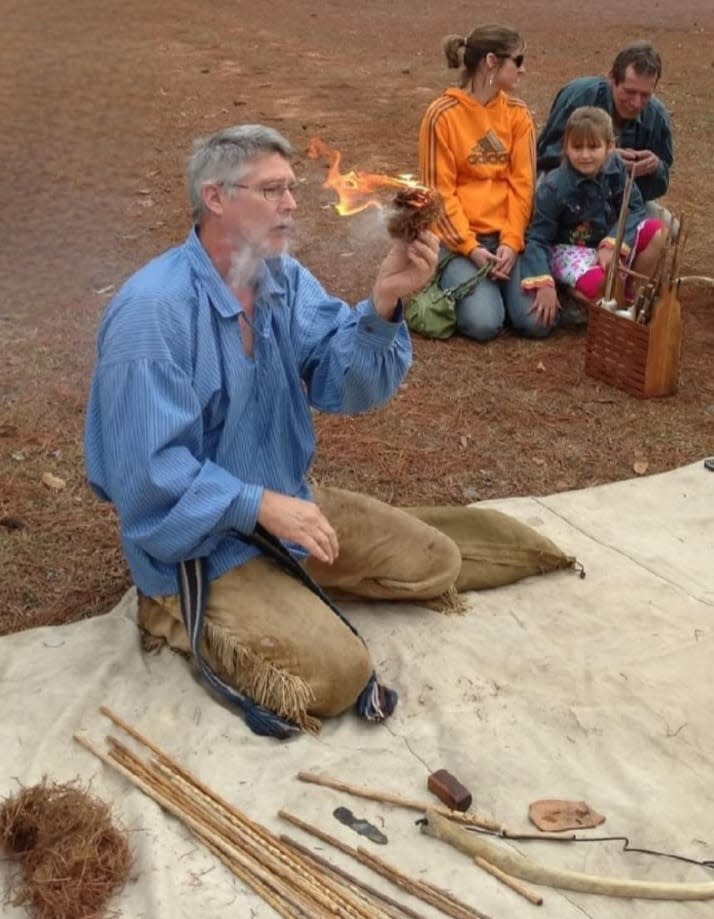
307, 137, 423, 217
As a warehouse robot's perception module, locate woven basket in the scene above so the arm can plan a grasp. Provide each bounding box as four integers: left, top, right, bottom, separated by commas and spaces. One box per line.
585, 289, 682, 398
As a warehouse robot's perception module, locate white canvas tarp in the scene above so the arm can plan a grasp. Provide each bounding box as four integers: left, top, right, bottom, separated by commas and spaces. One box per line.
2, 461, 713, 917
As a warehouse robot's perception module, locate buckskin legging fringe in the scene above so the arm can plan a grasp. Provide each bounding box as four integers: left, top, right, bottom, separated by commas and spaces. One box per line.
137, 486, 462, 732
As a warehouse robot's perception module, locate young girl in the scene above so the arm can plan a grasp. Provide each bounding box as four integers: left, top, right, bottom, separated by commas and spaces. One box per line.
419, 25, 547, 341
521, 106, 665, 327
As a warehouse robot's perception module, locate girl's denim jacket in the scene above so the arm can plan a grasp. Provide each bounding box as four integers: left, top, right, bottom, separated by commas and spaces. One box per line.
521, 154, 647, 289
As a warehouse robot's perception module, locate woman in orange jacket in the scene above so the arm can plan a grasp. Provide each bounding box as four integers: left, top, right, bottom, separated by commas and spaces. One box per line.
419, 25, 551, 340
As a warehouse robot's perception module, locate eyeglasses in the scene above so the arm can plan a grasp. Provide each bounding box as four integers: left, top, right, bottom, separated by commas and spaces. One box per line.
496, 53, 525, 68
225, 181, 298, 202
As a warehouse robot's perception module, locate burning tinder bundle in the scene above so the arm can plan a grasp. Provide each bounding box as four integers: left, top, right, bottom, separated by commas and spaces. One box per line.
307, 136, 443, 239
0, 778, 131, 919
386, 186, 444, 242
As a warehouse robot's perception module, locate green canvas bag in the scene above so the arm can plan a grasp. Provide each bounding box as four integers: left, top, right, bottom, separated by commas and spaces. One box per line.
405, 254, 490, 340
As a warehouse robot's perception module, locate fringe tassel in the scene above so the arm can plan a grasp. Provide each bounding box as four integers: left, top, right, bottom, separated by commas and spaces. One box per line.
203, 620, 321, 735
356, 673, 399, 722
423, 583, 467, 615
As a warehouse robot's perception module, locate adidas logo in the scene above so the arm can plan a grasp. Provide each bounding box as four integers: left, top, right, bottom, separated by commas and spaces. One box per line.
468, 130, 510, 165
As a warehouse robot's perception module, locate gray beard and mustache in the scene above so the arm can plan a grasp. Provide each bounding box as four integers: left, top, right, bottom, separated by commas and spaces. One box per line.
227, 226, 294, 288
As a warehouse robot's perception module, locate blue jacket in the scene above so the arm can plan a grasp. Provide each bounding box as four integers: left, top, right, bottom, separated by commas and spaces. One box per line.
521, 155, 647, 289
536, 76, 673, 201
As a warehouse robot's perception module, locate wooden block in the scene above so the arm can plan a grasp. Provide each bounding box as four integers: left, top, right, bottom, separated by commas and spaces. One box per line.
643, 288, 682, 397
427, 769, 472, 812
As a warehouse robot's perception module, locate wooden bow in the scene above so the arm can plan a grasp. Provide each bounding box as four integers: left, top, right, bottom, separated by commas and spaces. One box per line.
421, 810, 714, 901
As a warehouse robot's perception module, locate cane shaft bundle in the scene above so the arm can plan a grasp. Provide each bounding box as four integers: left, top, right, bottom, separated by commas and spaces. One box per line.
77, 709, 403, 919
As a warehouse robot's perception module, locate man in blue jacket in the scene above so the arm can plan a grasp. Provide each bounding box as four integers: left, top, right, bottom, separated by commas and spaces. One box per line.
84, 124, 460, 737
536, 41, 673, 208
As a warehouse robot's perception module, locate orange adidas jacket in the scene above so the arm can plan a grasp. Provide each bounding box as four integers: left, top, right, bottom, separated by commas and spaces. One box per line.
419, 88, 535, 256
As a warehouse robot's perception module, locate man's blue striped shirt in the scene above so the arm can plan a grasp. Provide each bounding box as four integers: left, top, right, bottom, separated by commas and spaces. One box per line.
84, 229, 412, 596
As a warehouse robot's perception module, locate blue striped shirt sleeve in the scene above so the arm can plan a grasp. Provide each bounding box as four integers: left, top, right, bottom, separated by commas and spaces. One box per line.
287, 261, 412, 414
86, 357, 263, 564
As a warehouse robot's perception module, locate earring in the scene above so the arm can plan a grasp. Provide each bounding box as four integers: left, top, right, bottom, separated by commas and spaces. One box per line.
489, 72, 494, 88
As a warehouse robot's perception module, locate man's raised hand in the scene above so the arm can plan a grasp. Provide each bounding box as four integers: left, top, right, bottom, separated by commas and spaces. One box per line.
372, 230, 439, 318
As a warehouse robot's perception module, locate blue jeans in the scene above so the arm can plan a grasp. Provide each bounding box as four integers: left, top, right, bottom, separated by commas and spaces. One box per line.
440, 239, 552, 341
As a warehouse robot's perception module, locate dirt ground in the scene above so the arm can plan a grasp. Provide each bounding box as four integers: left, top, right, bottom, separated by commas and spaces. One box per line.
1, 1, 713, 635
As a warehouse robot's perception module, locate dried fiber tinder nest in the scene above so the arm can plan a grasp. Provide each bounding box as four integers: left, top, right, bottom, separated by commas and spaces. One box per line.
0, 778, 131, 919
386, 186, 444, 241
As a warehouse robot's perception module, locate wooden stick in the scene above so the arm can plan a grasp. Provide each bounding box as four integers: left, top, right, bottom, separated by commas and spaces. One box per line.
197, 828, 307, 919
297, 771, 502, 832
622, 210, 667, 315
104, 738, 362, 918
650, 222, 671, 297
280, 808, 361, 858
88, 728, 395, 919
154, 762, 385, 919
150, 763, 386, 919
616, 265, 653, 282
148, 756, 296, 867
474, 856, 543, 906
677, 275, 714, 287
100, 705, 168, 759
279, 811, 493, 919
603, 166, 635, 302
76, 734, 339, 917
357, 847, 492, 919
281, 834, 426, 919
668, 215, 686, 289
100, 709, 383, 917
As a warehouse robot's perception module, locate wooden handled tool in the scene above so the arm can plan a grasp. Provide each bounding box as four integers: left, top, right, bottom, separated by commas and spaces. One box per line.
603, 166, 636, 304
297, 771, 501, 832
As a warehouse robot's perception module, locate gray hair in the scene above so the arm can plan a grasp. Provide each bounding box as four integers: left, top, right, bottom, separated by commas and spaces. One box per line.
187, 124, 293, 223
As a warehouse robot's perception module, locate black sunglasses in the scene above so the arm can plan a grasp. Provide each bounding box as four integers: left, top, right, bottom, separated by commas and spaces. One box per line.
496, 53, 525, 68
